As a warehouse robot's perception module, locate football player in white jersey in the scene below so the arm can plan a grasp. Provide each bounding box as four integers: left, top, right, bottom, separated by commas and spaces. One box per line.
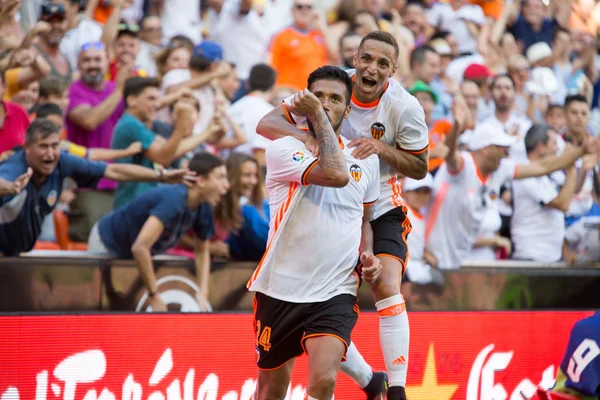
248, 66, 383, 400
257, 31, 428, 400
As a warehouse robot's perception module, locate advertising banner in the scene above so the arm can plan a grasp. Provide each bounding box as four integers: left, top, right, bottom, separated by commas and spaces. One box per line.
0, 311, 592, 400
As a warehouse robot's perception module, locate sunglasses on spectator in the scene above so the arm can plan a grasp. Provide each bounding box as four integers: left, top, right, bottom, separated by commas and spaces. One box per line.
118, 23, 140, 32
80, 42, 105, 51
294, 4, 313, 10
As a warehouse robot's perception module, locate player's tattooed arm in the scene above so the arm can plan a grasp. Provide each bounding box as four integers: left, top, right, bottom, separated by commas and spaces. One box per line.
308, 109, 347, 176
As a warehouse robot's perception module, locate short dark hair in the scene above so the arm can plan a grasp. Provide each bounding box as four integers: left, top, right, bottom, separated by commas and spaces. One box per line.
490, 74, 516, 90
25, 118, 60, 144
307, 66, 353, 106
35, 103, 64, 119
545, 103, 564, 116
339, 30, 361, 52
410, 45, 437, 69
248, 64, 276, 92
430, 30, 451, 41
564, 94, 589, 109
189, 54, 213, 72
169, 34, 195, 49
525, 124, 550, 154
188, 152, 224, 176
359, 31, 400, 60
39, 76, 68, 98
123, 77, 160, 107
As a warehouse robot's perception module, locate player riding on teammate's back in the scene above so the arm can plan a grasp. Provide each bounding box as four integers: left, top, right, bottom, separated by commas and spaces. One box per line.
258, 31, 429, 400
248, 66, 383, 400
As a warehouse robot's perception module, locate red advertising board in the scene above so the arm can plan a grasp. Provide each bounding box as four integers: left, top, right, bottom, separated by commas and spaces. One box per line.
0, 311, 592, 400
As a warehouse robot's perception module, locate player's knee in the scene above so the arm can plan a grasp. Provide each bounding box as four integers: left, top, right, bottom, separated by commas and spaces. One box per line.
256, 376, 288, 400
371, 279, 401, 300
309, 371, 337, 397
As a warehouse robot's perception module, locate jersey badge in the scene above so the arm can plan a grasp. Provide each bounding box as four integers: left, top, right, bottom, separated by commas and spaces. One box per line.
47, 190, 57, 207
291, 151, 306, 164
350, 164, 362, 182
371, 122, 386, 139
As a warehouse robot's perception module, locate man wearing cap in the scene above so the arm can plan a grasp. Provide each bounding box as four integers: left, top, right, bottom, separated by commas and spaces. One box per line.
162, 41, 231, 137
426, 97, 597, 269
408, 80, 452, 173
34, 2, 72, 84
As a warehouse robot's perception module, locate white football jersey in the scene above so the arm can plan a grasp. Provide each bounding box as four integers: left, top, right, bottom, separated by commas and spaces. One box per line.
342, 71, 429, 220
426, 152, 517, 269
247, 135, 380, 303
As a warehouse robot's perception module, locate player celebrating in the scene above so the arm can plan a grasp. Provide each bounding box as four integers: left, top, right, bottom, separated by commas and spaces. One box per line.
247, 66, 382, 400
257, 31, 428, 400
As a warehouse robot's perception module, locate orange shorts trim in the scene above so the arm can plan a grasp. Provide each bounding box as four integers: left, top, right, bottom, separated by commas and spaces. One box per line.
377, 252, 407, 276
301, 333, 350, 361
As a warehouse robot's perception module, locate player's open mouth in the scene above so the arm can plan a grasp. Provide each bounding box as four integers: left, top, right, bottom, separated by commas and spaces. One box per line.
362, 76, 377, 88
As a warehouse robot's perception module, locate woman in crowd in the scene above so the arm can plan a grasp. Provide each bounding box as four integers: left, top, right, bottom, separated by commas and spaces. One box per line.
154, 44, 192, 79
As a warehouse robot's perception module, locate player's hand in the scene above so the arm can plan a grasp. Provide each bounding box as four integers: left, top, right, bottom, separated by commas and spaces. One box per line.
126, 141, 143, 156
360, 251, 383, 284
348, 137, 383, 160
303, 133, 320, 157
160, 168, 197, 186
148, 293, 167, 312
289, 89, 323, 118
493, 235, 512, 254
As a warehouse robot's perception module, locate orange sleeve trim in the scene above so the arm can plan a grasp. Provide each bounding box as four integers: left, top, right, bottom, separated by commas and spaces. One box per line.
378, 303, 407, 317
399, 144, 429, 155
513, 165, 519, 179
301, 159, 319, 186
282, 104, 296, 124
363, 199, 377, 206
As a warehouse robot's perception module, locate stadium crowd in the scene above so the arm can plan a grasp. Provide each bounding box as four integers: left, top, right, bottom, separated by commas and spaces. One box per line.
1, 0, 600, 289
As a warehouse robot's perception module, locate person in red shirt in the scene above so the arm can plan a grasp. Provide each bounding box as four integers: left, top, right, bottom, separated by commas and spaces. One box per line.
0, 71, 32, 160
107, 23, 147, 82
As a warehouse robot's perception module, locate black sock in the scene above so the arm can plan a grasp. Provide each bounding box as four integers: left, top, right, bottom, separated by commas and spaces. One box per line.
387, 386, 406, 400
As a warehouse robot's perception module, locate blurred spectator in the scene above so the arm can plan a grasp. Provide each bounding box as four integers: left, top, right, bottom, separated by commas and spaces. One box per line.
338, 30, 362, 71
506, 54, 531, 115
407, 80, 450, 173
88, 152, 229, 312
159, 0, 202, 44
460, 79, 481, 122
403, 174, 439, 284
57, 0, 103, 71
135, 15, 163, 77
3, 44, 51, 103
402, 2, 428, 46
161, 41, 231, 135
426, 0, 486, 56
463, 63, 495, 122
269, 0, 327, 90
37, 75, 69, 112
111, 77, 224, 208
406, 45, 440, 89
511, 124, 577, 262
564, 215, 600, 263
65, 42, 127, 241
155, 45, 191, 79
562, 94, 597, 225
271, 86, 295, 107
105, 21, 146, 81
0, 0, 25, 49
0, 70, 31, 156
34, 2, 72, 84
225, 64, 276, 167
468, 205, 510, 262
214, 153, 269, 261
484, 74, 532, 162
11, 80, 39, 114
545, 103, 567, 132
0, 118, 188, 256
210, 0, 270, 92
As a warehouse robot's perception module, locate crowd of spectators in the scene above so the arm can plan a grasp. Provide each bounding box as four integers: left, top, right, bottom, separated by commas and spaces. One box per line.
1, 0, 600, 288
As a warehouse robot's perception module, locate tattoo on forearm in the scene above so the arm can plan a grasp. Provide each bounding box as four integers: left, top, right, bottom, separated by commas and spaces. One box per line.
308, 110, 346, 172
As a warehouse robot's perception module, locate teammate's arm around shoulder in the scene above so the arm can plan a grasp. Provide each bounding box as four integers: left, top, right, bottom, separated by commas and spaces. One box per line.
256, 104, 309, 142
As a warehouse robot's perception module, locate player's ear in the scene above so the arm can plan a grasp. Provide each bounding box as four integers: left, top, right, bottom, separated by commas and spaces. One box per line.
389, 62, 397, 78
344, 105, 351, 119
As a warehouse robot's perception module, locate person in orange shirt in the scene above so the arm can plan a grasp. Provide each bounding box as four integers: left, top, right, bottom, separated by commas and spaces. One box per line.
469, 0, 503, 20
269, 0, 328, 91
408, 80, 452, 173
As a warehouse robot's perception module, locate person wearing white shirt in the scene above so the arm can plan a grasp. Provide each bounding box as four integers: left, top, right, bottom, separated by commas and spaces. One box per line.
427, 0, 486, 56
402, 174, 440, 285
564, 215, 600, 263
59, 2, 103, 71
160, 0, 202, 44
223, 64, 275, 166
426, 97, 594, 269
209, 0, 270, 82
467, 204, 510, 261
511, 124, 577, 262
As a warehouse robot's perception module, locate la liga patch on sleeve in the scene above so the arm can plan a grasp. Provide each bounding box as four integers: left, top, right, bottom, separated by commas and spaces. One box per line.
291, 150, 307, 164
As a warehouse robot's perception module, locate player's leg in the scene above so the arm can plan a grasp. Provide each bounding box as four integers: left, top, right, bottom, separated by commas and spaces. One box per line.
340, 342, 389, 399
301, 294, 360, 399
254, 359, 295, 400
370, 207, 411, 400
253, 293, 305, 400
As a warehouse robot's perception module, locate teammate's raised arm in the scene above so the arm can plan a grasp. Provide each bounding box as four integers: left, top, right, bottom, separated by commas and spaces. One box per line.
256, 105, 309, 142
